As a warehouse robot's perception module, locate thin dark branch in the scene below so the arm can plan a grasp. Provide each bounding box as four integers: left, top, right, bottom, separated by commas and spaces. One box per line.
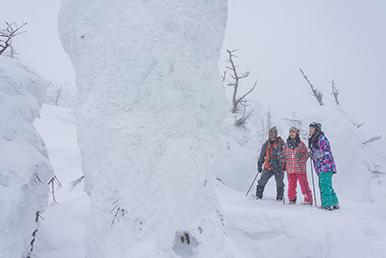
0, 21, 27, 56
330, 79, 340, 105
363, 135, 382, 145
299, 68, 324, 106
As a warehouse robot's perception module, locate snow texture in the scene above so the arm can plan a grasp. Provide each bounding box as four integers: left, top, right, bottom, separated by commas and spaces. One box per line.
0, 57, 54, 258
31, 104, 386, 258
58, 0, 232, 257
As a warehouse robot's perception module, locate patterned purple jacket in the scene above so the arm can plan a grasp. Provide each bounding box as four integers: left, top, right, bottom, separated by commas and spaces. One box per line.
310, 134, 337, 175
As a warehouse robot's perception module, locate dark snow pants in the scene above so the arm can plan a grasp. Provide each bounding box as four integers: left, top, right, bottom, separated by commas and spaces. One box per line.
257, 168, 285, 188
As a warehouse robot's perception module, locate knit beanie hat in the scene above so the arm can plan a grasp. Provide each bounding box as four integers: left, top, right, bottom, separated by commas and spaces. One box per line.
269, 126, 278, 134
309, 122, 322, 131
289, 126, 300, 134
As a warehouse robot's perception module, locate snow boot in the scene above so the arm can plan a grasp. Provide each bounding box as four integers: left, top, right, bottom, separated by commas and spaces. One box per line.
276, 187, 284, 201
333, 204, 340, 210
301, 202, 312, 206
256, 185, 264, 199
289, 196, 296, 205
322, 206, 333, 211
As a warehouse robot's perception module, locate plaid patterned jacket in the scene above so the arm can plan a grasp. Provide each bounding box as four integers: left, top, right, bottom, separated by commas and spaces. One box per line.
283, 141, 308, 174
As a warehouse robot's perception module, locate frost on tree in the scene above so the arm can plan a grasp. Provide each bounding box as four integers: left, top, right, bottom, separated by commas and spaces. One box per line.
58, 0, 232, 257
0, 57, 54, 257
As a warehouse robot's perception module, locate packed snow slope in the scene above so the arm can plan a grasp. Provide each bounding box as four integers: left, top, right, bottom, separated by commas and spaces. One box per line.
33, 104, 386, 258
0, 57, 55, 258
58, 0, 231, 257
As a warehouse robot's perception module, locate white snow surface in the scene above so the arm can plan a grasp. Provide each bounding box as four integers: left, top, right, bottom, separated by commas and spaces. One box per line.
58, 0, 231, 257
32, 104, 386, 258
0, 57, 55, 258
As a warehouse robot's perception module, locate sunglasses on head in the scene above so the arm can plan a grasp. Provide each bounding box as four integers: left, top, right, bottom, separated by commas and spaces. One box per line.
269, 130, 276, 134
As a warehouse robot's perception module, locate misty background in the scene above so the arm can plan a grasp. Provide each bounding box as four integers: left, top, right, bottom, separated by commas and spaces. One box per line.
2, 0, 385, 137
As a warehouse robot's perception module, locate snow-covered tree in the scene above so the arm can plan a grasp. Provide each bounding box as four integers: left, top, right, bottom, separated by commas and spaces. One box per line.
58, 0, 233, 257
0, 57, 55, 258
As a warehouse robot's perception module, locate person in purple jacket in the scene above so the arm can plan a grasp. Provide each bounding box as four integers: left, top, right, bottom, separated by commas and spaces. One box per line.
308, 122, 339, 211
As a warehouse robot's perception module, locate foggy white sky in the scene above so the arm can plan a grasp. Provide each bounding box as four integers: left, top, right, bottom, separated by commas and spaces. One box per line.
2, 0, 385, 137
222, 0, 386, 137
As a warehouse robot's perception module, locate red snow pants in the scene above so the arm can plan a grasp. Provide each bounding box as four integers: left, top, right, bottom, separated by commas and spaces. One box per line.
287, 173, 313, 203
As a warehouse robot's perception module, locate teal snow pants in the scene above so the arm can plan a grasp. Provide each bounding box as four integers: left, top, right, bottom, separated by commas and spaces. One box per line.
319, 171, 339, 208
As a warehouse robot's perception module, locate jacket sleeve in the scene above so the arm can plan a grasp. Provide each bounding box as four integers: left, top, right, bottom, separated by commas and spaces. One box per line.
282, 146, 288, 168
300, 142, 308, 164
257, 141, 267, 167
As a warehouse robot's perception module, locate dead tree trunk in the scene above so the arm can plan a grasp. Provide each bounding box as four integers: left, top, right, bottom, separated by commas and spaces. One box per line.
330, 79, 340, 105
226, 49, 257, 114
299, 68, 324, 106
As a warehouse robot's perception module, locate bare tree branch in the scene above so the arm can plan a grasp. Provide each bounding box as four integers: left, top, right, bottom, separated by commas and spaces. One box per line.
110, 200, 125, 226
226, 49, 254, 113
224, 49, 257, 126
0, 21, 27, 56
236, 79, 257, 106
355, 122, 365, 129
330, 79, 340, 105
68, 175, 85, 193
48, 176, 62, 207
299, 68, 324, 106
363, 135, 382, 145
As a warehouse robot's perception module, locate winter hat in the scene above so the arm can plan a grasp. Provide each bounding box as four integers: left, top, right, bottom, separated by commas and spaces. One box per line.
268, 126, 278, 134
289, 126, 300, 134
309, 122, 322, 131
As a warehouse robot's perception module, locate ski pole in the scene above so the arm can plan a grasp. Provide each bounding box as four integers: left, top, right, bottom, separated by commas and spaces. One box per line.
281, 170, 285, 204
310, 161, 318, 207
246, 170, 260, 196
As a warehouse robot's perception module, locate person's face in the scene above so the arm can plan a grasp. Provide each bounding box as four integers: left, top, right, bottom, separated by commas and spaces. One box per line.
289, 130, 297, 139
269, 131, 277, 140
309, 127, 315, 135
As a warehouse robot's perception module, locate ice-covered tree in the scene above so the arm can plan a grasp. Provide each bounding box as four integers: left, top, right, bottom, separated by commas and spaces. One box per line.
59, 0, 233, 257
0, 57, 55, 258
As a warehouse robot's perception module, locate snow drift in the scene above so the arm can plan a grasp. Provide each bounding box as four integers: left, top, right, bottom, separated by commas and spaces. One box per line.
58, 0, 232, 257
0, 57, 54, 258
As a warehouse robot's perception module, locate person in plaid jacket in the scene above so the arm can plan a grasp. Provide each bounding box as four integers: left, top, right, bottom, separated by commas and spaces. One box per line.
283, 127, 313, 205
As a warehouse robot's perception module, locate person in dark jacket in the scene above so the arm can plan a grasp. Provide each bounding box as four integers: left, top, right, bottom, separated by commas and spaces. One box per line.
256, 126, 285, 201
308, 122, 339, 211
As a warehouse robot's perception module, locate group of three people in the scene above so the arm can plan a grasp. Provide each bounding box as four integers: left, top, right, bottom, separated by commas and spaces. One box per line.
256, 122, 339, 211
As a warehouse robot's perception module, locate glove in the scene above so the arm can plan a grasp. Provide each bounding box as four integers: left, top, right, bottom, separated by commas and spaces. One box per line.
295, 152, 302, 159
258, 164, 263, 173
313, 151, 323, 159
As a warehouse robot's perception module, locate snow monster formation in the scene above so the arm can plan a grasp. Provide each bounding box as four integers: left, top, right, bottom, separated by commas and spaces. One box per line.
59, 0, 232, 257
0, 57, 55, 258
